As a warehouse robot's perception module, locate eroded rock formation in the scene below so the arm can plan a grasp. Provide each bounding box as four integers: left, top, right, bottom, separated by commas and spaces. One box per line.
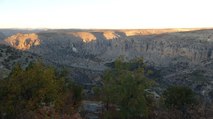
2, 29, 213, 70
4, 33, 40, 50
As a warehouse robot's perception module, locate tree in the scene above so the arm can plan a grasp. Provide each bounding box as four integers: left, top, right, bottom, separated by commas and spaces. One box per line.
101, 58, 154, 119
163, 86, 196, 119
0, 61, 82, 119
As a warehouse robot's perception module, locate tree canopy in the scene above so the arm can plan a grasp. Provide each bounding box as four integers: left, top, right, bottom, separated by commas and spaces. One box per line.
101, 58, 155, 119
162, 85, 197, 119
0, 61, 82, 119
163, 86, 196, 110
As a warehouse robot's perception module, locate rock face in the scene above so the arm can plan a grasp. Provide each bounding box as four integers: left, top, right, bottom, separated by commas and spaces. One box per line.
71, 32, 97, 43
103, 31, 119, 40
2, 29, 213, 70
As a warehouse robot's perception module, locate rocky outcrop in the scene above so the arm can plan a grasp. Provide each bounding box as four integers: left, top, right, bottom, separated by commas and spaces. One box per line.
4, 33, 40, 50
71, 32, 96, 42
103, 31, 120, 40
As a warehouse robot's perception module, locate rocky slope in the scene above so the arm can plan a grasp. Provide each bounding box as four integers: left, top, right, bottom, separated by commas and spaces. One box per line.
0, 43, 101, 92
0, 44, 38, 79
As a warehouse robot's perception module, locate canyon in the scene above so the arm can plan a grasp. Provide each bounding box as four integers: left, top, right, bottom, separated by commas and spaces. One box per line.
2, 28, 213, 69
0, 28, 213, 101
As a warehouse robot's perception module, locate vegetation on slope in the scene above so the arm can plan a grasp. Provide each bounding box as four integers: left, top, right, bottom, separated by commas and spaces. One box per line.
0, 61, 82, 119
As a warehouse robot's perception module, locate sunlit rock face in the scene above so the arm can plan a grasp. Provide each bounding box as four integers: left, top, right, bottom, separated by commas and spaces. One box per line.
71, 32, 96, 42
102, 31, 120, 40
121, 29, 197, 36
4, 33, 40, 50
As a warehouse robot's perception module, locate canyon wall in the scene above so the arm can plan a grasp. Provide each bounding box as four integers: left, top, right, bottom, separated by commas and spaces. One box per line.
2, 29, 213, 70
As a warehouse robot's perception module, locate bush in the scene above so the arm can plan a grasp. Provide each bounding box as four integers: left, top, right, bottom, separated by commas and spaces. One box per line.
163, 86, 196, 119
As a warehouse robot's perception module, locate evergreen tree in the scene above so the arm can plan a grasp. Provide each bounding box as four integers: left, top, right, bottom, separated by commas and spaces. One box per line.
101, 58, 154, 119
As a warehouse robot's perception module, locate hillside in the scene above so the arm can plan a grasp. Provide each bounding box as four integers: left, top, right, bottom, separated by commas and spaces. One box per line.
0, 44, 38, 79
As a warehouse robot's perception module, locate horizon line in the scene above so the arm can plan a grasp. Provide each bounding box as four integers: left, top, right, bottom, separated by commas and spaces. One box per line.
0, 27, 213, 30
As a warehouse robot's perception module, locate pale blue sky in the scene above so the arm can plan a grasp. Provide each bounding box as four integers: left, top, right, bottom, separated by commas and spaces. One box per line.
0, 0, 213, 29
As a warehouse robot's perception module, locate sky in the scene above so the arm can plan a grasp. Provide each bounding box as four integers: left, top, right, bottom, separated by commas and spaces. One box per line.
0, 0, 213, 29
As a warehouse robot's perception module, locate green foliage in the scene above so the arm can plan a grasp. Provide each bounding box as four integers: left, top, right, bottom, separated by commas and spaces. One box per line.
162, 86, 198, 119
0, 61, 82, 119
163, 86, 196, 110
101, 58, 154, 119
